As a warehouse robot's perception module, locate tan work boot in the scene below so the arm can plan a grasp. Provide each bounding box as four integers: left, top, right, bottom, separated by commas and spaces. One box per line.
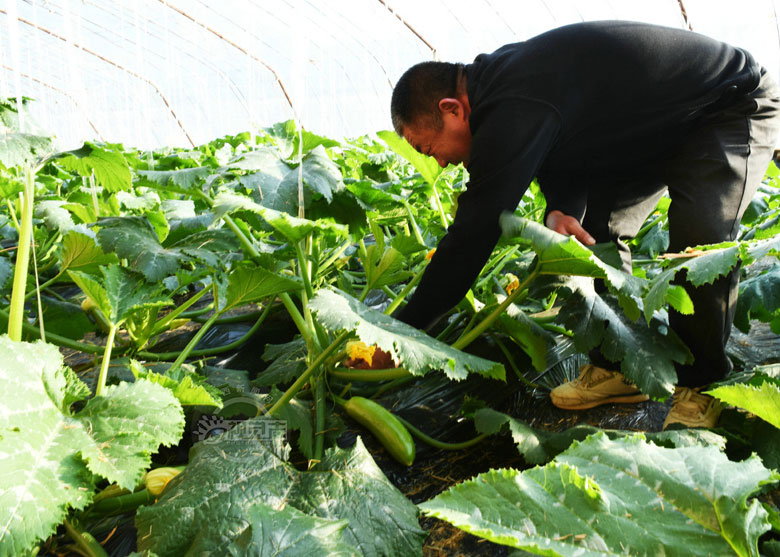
550, 364, 649, 410
662, 386, 722, 430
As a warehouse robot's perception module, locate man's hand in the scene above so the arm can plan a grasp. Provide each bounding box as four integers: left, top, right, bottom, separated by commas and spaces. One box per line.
545, 210, 596, 246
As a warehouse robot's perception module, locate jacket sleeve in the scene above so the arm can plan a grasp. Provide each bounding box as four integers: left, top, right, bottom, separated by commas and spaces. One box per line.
394, 101, 561, 329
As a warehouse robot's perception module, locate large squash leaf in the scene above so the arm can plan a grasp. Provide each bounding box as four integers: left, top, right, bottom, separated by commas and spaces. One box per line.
420, 432, 779, 556
708, 379, 780, 430
309, 288, 505, 380
499, 215, 646, 320
644, 243, 741, 322
0, 337, 184, 555
558, 284, 691, 399
57, 142, 131, 192
69, 265, 170, 326
57, 229, 119, 275
213, 191, 348, 242
226, 503, 357, 556
734, 264, 780, 333
473, 408, 726, 465
135, 418, 425, 556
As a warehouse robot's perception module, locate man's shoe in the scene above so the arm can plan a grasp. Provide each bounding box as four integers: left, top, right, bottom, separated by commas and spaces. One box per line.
662, 387, 722, 430
550, 364, 649, 410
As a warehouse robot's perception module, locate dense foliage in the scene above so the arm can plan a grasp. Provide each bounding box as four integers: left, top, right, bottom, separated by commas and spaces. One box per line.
2, 98, 780, 556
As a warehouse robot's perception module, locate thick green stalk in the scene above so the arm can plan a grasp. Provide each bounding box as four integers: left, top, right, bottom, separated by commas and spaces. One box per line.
87, 489, 155, 517
0, 306, 113, 353
222, 213, 261, 259
453, 260, 540, 351
295, 241, 314, 300
8, 166, 35, 341
329, 367, 412, 382
383, 261, 428, 316
95, 323, 118, 397
139, 301, 273, 360
169, 310, 222, 372
63, 519, 108, 557
491, 334, 541, 389
313, 375, 326, 464
402, 199, 426, 246
395, 415, 488, 450
267, 330, 349, 417
431, 182, 450, 228
279, 292, 312, 348
151, 286, 211, 333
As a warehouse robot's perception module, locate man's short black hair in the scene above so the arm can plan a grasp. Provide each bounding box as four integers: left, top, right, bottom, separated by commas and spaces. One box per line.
391, 61, 463, 135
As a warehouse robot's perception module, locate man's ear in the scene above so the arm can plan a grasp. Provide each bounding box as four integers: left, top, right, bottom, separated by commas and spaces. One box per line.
438, 97, 464, 117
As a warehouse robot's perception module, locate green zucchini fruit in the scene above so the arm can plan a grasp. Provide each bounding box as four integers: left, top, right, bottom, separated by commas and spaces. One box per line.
343, 396, 415, 466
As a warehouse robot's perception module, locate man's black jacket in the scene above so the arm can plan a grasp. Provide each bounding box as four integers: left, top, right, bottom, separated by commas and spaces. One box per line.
395, 20, 761, 329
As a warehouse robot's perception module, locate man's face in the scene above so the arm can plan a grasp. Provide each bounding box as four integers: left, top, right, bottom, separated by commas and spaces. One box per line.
403, 107, 472, 168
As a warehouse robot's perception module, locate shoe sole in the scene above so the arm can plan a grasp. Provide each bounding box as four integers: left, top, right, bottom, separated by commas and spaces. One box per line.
550, 393, 650, 410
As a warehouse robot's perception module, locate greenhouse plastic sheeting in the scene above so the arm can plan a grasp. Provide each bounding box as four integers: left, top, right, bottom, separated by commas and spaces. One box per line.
1, 0, 779, 150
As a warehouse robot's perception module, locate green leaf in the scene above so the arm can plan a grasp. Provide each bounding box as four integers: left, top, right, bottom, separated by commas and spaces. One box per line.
362, 244, 412, 290
420, 432, 779, 556
377, 130, 443, 187
559, 285, 691, 399
34, 200, 75, 232
255, 338, 308, 386
495, 312, 551, 372
707, 381, 780, 430
115, 190, 161, 211
135, 419, 425, 556
39, 297, 95, 340
295, 144, 345, 202
97, 216, 183, 281
136, 167, 212, 192
68, 265, 170, 325
310, 288, 505, 381
226, 503, 357, 556
222, 264, 302, 311
75, 381, 185, 488
0, 337, 184, 554
500, 215, 647, 320
734, 264, 780, 332
644, 244, 741, 322
474, 408, 725, 465
57, 142, 131, 192
131, 362, 223, 408
0, 256, 12, 292
213, 192, 349, 242
57, 230, 118, 275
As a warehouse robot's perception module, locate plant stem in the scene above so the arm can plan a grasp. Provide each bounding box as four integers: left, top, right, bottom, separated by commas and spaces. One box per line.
152, 286, 211, 333
95, 323, 118, 397
431, 182, 450, 228
313, 375, 325, 463
491, 334, 541, 389
370, 375, 418, 399
169, 310, 222, 372
267, 330, 349, 417
295, 241, 314, 300
402, 200, 426, 246
395, 415, 488, 450
0, 306, 113, 353
87, 489, 155, 517
138, 300, 273, 360
63, 519, 108, 557
329, 367, 412, 382
8, 165, 35, 341
383, 261, 428, 316
279, 292, 312, 348
453, 261, 539, 351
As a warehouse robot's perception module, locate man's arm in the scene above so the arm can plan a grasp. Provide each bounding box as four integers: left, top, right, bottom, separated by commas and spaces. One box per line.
395, 103, 562, 329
